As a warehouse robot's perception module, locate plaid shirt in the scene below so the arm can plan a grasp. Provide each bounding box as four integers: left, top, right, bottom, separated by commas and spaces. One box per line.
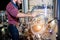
6, 2, 19, 25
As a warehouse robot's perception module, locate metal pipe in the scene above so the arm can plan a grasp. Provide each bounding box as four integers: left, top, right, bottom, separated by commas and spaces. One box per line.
22, 0, 29, 24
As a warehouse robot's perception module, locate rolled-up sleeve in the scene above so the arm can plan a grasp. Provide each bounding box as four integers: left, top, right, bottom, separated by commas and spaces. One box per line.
9, 8, 18, 17
6, 6, 18, 17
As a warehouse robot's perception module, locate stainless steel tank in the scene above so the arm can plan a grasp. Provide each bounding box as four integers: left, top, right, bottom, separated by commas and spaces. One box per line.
28, 0, 58, 40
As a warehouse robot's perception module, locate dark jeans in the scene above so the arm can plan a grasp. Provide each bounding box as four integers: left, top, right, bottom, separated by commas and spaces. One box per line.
8, 24, 19, 40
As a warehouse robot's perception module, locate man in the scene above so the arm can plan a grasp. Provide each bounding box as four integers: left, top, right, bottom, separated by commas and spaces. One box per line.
6, 0, 37, 40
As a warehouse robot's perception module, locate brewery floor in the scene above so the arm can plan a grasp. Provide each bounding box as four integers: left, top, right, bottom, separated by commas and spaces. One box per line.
0, 34, 59, 40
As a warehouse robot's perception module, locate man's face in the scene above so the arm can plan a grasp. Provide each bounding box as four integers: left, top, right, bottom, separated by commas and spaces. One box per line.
17, 0, 22, 4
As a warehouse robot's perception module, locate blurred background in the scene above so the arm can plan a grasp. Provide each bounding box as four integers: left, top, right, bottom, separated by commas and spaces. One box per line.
0, 0, 60, 40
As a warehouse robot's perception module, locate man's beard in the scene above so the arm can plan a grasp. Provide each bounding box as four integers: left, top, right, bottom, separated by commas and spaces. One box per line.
16, 3, 22, 9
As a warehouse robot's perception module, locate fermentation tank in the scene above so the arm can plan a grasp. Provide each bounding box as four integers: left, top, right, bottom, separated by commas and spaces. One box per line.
21, 0, 58, 40
28, 0, 58, 40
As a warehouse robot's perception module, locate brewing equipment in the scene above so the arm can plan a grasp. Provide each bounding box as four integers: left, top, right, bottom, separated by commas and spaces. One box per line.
21, 0, 58, 40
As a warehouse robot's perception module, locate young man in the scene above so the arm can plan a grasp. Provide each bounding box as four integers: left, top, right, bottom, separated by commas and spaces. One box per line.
6, 0, 37, 40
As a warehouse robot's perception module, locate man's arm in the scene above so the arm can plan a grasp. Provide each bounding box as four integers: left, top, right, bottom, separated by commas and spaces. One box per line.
6, 5, 37, 18
16, 12, 33, 18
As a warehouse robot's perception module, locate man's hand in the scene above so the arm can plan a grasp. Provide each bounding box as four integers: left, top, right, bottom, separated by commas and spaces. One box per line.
25, 11, 38, 17
31, 12, 38, 17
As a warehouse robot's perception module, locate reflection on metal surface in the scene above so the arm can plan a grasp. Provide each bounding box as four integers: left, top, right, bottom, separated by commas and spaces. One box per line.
31, 14, 48, 35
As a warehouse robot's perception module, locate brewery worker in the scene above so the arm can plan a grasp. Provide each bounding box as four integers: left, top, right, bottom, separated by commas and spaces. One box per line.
6, 0, 37, 40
